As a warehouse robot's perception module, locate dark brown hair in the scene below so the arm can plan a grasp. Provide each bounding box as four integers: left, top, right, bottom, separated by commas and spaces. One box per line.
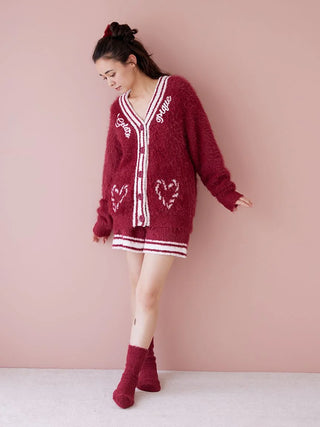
92, 21, 171, 78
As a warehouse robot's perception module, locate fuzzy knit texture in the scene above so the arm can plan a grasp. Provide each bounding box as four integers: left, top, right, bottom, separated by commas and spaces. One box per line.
93, 74, 243, 238
113, 344, 148, 409
137, 337, 161, 392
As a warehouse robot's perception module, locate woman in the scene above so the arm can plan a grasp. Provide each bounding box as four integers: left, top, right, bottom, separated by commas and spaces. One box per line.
92, 21, 253, 409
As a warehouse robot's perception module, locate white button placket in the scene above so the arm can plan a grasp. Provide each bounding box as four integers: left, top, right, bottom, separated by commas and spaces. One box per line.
118, 75, 170, 228
137, 123, 147, 226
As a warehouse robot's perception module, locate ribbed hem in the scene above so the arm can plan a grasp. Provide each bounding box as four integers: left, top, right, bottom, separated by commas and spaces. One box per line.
112, 234, 188, 258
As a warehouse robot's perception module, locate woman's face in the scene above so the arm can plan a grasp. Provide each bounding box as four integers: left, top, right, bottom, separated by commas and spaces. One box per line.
95, 55, 135, 94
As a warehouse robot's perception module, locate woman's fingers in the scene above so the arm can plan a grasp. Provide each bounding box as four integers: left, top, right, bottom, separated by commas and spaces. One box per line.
93, 234, 109, 243
236, 196, 253, 207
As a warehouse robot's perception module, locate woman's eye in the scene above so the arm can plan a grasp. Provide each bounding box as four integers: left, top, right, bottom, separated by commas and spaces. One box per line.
102, 73, 115, 80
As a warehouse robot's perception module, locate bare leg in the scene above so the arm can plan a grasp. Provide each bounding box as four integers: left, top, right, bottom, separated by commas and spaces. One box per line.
129, 253, 175, 349
125, 251, 144, 321
113, 252, 174, 408
125, 251, 162, 392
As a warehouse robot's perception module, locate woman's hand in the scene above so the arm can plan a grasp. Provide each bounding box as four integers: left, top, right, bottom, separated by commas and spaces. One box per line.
93, 234, 108, 243
235, 196, 253, 209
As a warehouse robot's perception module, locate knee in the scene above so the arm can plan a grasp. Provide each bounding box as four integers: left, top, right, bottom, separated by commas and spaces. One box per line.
135, 285, 159, 311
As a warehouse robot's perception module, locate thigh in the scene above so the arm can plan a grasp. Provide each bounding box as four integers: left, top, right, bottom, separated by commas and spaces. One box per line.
126, 251, 144, 285
138, 253, 175, 295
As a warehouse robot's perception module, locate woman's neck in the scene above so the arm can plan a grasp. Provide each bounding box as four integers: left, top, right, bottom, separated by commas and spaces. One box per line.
129, 72, 159, 100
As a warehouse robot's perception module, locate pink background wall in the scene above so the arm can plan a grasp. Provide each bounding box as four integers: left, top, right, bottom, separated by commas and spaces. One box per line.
1, 0, 319, 371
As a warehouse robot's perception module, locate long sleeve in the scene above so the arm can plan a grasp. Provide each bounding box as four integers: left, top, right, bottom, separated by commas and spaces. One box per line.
181, 77, 243, 212
93, 105, 122, 238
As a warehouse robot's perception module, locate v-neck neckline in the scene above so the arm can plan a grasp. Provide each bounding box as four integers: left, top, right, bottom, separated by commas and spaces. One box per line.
125, 76, 163, 124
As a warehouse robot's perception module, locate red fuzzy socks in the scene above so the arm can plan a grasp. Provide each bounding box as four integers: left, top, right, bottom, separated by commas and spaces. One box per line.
137, 337, 161, 392
113, 344, 148, 409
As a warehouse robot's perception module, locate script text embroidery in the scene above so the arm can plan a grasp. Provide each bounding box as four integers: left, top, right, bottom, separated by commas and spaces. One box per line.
115, 113, 131, 138
156, 96, 172, 123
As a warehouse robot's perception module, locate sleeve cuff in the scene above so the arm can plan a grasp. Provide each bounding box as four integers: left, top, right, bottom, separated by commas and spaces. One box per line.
217, 190, 243, 212
93, 217, 112, 238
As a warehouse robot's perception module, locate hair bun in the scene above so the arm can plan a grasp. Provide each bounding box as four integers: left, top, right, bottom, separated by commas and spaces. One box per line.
105, 21, 137, 43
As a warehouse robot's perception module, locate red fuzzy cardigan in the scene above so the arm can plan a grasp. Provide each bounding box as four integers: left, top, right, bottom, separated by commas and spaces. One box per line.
93, 74, 243, 238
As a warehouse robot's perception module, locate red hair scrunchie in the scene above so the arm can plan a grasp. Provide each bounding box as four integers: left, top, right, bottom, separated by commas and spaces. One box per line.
104, 24, 112, 38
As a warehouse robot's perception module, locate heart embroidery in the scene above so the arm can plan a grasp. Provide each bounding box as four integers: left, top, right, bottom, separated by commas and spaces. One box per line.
111, 184, 128, 212
155, 179, 179, 209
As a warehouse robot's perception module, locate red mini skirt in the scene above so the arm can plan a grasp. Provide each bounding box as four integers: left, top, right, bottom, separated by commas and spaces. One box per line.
111, 226, 190, 258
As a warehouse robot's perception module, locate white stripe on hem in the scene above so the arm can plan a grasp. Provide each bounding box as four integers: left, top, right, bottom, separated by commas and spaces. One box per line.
112, 235, 188, 257
112, 245, 187, 258
112, 234, 188, 248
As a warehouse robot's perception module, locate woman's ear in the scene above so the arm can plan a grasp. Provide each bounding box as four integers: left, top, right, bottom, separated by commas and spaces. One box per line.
127, 53, 137, 66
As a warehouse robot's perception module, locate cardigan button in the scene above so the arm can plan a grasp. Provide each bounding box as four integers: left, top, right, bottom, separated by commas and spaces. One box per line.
139, 215, 144, 222
140, 124, 144, 130
138, 171, 143, 178
138, 193, 143, 200
140, 147, 145, 154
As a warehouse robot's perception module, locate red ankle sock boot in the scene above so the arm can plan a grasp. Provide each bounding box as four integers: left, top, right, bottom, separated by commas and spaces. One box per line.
137, 337, 161, 392
113, 344, 148, 409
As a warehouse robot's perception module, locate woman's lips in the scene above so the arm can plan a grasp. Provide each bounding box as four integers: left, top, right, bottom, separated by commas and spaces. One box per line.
116, 86, 121, 91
